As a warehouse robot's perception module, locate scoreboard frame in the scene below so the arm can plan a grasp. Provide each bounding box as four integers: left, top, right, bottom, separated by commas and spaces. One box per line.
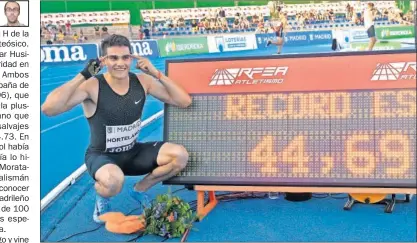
162, 49, 416, 190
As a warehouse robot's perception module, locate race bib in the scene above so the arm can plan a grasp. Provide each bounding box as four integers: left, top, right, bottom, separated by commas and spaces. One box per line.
105, 118, 142, 153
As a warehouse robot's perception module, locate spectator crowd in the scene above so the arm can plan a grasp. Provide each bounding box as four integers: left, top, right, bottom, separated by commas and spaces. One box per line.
41, 20, 111, 44
41, 2, 415, 44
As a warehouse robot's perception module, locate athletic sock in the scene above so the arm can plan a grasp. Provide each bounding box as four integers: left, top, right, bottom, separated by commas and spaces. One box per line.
93, 194, 111, 224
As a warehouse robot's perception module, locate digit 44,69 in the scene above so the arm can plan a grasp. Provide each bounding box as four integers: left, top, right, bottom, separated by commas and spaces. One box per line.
249, 132, 412, 177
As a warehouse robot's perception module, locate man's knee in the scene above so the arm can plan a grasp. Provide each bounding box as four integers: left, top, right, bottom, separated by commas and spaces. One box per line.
172, 144, 189, 171
95, 164, 124, 196
158, 143, 189, 172
162, 143, 189, 171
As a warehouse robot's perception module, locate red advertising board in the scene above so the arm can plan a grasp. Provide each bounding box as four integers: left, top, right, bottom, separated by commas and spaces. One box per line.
167, 52, 416, 94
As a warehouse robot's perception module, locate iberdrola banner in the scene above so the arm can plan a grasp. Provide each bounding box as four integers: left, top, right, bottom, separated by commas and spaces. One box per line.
376, 25, 415, 40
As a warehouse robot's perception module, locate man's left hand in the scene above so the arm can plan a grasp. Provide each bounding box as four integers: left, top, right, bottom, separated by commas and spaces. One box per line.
131, 55, 159, 78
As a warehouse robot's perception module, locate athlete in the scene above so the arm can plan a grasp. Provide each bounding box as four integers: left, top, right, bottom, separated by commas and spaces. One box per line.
266, 13, 288, 54
41, 34, 192, 224
364, 2, 377, 51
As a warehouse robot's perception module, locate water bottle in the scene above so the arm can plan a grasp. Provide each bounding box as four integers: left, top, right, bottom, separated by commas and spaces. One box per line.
268, 192, 279, 199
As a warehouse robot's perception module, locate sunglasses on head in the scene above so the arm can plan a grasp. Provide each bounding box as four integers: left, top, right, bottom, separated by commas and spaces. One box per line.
105, 55, 132, 61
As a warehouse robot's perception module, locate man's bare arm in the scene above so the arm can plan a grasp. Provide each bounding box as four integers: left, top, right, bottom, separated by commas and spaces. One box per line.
139, 73, 192, 108
41, 58, 103, 116
41, 74, 91, 116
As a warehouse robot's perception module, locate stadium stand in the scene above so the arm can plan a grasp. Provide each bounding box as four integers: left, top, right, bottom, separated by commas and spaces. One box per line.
41, 1, 414, 44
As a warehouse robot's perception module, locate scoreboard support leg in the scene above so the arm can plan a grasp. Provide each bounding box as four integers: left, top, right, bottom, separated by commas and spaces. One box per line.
189, 185, 416, 219
343, 194, 411, 213
196, 191, 218, 221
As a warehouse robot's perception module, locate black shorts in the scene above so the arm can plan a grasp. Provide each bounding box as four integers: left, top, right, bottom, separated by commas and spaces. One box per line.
367, 25, 376, 38
85, 141, 166, 180
275, 31, 283, 38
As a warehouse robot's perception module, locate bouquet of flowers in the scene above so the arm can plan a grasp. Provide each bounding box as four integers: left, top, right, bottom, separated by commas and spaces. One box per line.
143, 193, 197, 239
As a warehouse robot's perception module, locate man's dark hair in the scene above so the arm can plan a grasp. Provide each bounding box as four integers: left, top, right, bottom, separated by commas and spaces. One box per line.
100, 34, 132, 56
4, 0, 20, 13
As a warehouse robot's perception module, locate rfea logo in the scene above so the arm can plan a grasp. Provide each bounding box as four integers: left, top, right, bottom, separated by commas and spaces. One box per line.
209, 67, 288, 86
371, 62, 416, 81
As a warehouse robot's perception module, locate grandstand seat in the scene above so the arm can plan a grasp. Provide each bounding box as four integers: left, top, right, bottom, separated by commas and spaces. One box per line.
128, 2, 407, 38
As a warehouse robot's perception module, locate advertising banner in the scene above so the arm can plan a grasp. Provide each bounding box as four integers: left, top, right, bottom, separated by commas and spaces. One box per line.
208, 34, 258, 53
167, 52, 416, 94
130, 40, 160, 58
348, 28, 370, 42
256, 30, 333, 49
157, 37, 209, 57
40, 43, 99, 64
376, 25, 415, 40
256, 33, 276, 49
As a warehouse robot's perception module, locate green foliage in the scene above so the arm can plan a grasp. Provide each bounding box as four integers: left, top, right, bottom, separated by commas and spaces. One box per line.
143, 193, 197, 239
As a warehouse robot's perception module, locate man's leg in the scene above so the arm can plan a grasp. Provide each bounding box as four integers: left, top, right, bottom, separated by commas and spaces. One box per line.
133, 143, 188, 192
92, 164, 125, 224
267, 37, 283, 54
277, 37, 284, 54
85, 151, 125, 224
94, 164, 125, 198
368, 36, 376, 51
120, 142, 188, 208
367, 26, 377, 51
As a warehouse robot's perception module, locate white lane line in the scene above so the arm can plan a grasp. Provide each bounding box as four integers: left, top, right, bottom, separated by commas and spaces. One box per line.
41, 115, 85, 134
40, 109, 163, 134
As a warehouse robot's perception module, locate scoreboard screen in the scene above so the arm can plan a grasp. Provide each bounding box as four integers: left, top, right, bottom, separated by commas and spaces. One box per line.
163, 50, 416, 188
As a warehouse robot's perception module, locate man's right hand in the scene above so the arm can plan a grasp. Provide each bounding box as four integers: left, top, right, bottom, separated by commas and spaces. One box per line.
41, 57, 103, 117
80, 57, 104, 80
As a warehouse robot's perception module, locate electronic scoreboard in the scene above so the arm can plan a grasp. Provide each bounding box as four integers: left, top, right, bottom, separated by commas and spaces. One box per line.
163, 50, 416, 189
